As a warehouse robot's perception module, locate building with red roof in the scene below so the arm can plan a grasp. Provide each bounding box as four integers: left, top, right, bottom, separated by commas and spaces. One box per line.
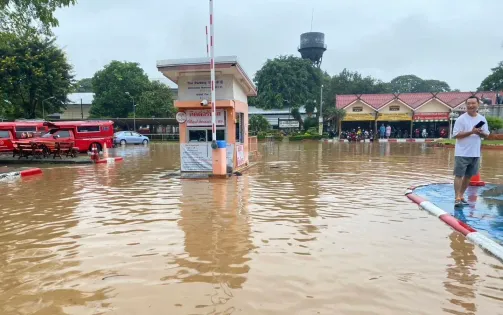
335, 91, 497, 138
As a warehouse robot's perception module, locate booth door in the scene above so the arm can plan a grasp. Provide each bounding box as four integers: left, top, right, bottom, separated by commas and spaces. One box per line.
235, 113, 246, 168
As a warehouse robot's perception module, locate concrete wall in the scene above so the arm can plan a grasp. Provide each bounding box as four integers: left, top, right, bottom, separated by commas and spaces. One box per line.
177, 75, 234, 101
233, 79, 248, 103
61, 104, 91, 119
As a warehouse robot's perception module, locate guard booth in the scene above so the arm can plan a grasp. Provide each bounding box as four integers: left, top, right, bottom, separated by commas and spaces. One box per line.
157, 56, 257, 177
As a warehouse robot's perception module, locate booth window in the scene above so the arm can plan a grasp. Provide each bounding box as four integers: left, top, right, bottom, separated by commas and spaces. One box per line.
208, 129, 225, 141
189, 130, 206, 142
188, 129, 225, 142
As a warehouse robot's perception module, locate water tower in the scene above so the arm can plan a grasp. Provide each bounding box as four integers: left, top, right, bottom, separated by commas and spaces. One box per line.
298, 32, 327, 68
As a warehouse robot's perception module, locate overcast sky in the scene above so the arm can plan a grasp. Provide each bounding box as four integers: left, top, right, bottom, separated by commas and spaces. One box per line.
53, 0, 503, 91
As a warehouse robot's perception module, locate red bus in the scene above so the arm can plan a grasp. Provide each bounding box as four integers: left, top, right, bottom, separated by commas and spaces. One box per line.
40, 120, 114, 152
0, 121, 49, 153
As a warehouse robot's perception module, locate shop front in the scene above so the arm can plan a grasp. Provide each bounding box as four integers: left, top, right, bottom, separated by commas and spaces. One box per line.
376, 113, 412, 137
412, 112, 449, 138
340, 101, 376, 133
411, 98, 450, 138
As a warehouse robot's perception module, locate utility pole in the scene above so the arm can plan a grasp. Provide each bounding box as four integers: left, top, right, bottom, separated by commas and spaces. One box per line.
125, 92, 136, 131
41, 96, 55, 120
81, 98, 84, 119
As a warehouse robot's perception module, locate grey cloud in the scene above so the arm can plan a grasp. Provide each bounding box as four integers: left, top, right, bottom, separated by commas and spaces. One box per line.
53, 0, 503, 91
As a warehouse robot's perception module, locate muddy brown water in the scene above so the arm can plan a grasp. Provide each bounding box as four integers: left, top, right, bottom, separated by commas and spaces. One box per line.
0, 142, 502, 315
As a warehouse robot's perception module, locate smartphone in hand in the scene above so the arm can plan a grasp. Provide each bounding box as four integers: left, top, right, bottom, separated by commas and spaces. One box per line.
474, 121, 485, 128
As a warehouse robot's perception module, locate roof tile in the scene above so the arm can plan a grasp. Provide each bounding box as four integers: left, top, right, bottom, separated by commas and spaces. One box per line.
336, 95, 358, 109
360, 94, 395, 110
336, 91, 498, 110
397, 93, 432, 109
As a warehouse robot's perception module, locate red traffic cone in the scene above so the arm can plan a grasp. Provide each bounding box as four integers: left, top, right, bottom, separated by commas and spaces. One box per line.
469, 173, 485, 186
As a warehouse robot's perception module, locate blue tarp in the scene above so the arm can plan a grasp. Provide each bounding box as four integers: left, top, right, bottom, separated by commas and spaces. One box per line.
414, 184, 503, 244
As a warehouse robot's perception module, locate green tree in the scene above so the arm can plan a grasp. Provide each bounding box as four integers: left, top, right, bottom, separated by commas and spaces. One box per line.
390, 75, 451, 93
0, 33, 74, 119
1, 0, 76, 35
322, 69, 391, 108
423, 79, 451, 93
478, 61, 503, 91
253, 55, 322, 110
90, 61, 150, 118
302, 117, 318, 132
75, 78, 93, 93
486, 116, 503, 131
249, 115, 270, 133
136, 81, 175, 118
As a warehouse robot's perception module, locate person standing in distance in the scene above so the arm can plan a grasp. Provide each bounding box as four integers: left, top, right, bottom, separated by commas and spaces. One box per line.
452, 96, 490, 207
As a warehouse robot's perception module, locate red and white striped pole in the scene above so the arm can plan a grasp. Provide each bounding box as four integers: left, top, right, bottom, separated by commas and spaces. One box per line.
209, 0, 216, 143
205, 26, 209, 57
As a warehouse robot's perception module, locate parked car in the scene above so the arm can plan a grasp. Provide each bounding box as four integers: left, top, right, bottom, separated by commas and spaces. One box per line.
114, 131, 149, 145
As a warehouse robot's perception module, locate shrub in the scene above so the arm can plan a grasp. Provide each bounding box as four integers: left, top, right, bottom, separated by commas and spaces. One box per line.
288, 134, 323, 141
486, 116, 503, 131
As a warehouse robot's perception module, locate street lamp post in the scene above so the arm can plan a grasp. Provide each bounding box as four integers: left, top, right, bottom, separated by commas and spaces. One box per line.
41, 96, 55, 120
449, 111, 459, 139
319, 84, 324, 135
125, 92, 136, 131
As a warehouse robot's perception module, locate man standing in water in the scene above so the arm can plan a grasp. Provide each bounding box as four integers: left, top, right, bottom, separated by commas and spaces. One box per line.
452, 96, 490, 207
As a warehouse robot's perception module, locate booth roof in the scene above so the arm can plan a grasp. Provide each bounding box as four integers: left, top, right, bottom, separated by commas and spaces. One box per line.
156, 56, 239, 67
156, 55, 257, 96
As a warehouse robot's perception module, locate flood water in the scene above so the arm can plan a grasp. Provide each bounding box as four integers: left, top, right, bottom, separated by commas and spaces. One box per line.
1, 142, 502, 315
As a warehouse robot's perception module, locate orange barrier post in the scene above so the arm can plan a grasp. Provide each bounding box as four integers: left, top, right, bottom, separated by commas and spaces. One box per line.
469, 173, 485, 186
103, 142, 109, 159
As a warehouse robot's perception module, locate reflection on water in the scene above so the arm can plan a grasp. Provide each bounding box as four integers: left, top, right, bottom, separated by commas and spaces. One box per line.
444, 232, 478, 315
0, 142, 502, 314
169, 178, 254, 289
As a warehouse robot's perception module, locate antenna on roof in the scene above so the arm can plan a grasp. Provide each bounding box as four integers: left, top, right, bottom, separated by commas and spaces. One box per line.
310, 8, 314, 31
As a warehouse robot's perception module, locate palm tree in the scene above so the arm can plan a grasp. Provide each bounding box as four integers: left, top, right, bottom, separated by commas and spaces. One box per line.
324, 107, 346, 134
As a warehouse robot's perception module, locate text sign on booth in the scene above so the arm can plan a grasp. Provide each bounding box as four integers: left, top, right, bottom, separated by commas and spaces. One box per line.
180, 143, 234, 172
186, 109, 225, 127
236, 144, 245, 167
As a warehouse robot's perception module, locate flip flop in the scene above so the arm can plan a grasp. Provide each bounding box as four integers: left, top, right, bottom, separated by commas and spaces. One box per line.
454, 199, 463, 207
460, 198, 469, 205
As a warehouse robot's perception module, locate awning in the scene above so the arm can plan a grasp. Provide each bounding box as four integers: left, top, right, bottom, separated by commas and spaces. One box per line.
413, 112, 449, 122
376, 113, 412, 121
342, 113, 375, 121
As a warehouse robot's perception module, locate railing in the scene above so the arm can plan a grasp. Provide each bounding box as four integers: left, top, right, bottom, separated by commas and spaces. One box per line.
248, 136, 258, 152
147, 134, 179, 141
248, 136, 259, 160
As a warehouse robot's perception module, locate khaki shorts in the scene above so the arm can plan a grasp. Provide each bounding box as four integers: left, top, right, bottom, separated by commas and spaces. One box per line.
453, 156, 480, 177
